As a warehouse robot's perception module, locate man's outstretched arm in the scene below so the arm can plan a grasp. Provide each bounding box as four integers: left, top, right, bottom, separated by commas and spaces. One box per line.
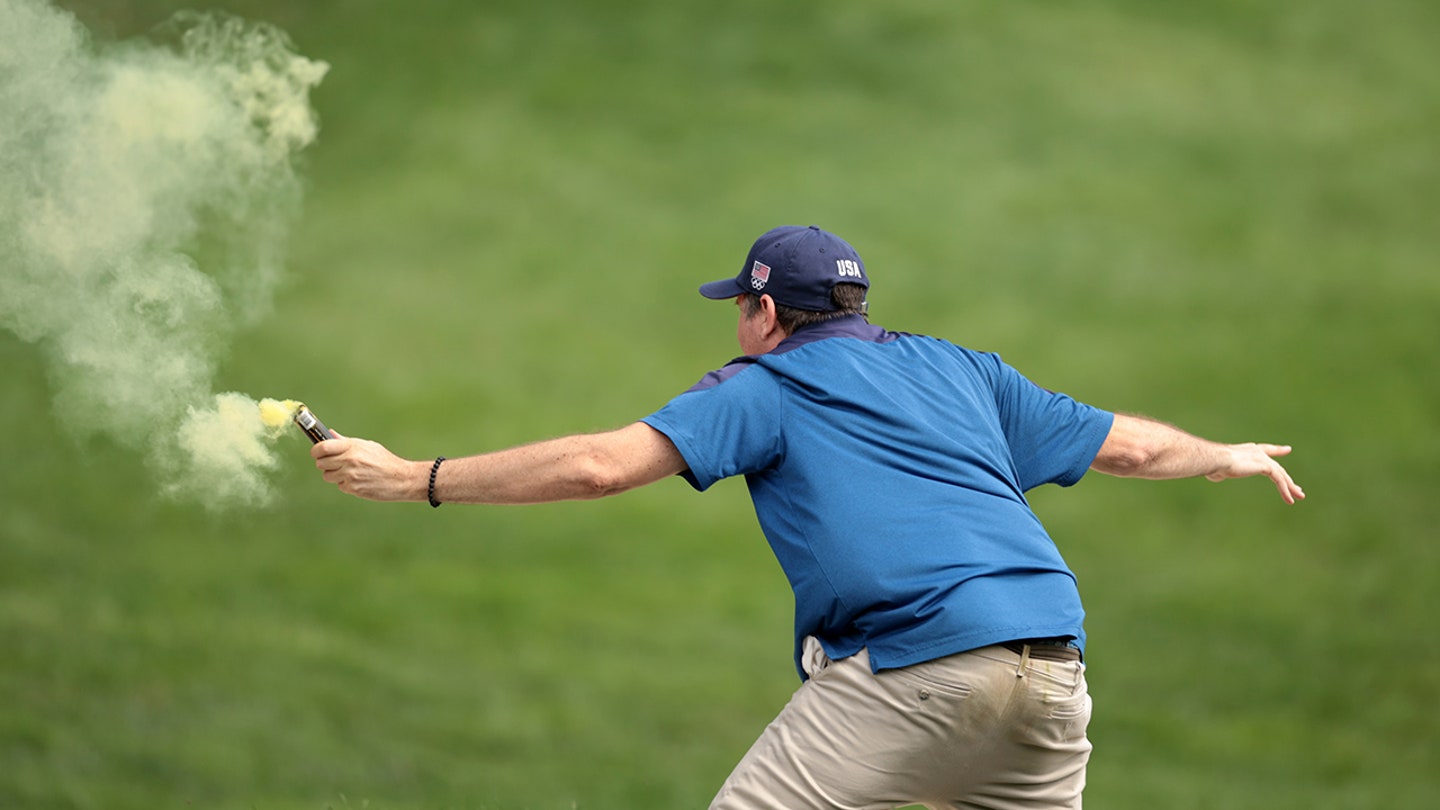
311, 421, 688, 505
1091, 413, 1305, 504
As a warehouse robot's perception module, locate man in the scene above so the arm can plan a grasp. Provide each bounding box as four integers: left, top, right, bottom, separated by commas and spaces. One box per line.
313, 224, 1304, 809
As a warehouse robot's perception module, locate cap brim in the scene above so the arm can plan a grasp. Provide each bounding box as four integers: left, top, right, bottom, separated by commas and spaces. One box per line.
699, 277, 748, 300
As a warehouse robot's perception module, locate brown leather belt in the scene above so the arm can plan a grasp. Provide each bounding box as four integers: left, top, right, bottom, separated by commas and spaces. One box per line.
1002, 638, 1082, 662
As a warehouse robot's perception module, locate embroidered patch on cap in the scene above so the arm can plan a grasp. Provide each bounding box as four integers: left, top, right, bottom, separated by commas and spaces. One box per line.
750, 260, 771, 290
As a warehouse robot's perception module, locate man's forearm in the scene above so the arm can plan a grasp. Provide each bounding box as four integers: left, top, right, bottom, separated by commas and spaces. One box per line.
312, 422, 687, 505
433, 434, 634, 505
1093, 414, 1229, 480
1091, 413, 1305, 504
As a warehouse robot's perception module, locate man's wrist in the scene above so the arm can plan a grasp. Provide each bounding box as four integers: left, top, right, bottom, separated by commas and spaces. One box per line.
1205, 444, 1238, 481
407, 459, 434, 502
427, 456, 446, 507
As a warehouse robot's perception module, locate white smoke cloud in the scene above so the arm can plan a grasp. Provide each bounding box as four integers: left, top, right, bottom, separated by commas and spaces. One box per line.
0, 0, 328, 509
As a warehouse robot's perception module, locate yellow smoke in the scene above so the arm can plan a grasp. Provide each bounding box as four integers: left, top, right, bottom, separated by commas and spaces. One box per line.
159, 393, 308, 507
258, 397, 302, 430
0, 2, 327, 510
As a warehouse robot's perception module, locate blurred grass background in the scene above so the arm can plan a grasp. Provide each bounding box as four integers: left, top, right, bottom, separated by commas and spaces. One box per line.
2, 0, 1437, 807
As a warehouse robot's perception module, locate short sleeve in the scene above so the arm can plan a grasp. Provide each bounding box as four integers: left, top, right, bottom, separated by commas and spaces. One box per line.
641, 364, 786, 491
991, 357, 1114, 490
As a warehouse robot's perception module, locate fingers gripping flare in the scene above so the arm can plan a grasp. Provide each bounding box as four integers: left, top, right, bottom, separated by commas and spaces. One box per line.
310, 434, 426, 503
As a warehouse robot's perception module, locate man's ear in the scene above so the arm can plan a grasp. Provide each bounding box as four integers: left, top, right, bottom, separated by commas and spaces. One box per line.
756, 294, 782, 337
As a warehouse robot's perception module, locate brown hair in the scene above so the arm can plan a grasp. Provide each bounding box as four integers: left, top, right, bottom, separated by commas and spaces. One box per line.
742, 283, 869, 334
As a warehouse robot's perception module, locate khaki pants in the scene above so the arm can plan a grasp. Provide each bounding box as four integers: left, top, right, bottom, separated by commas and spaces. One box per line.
710, 640, 1092, 810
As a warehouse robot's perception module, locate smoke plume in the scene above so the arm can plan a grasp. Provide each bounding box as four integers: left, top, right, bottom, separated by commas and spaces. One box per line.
0, 0, 328, 508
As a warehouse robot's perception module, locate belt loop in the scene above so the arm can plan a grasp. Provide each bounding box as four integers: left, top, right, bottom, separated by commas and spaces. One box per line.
1015, 643, 1030, 678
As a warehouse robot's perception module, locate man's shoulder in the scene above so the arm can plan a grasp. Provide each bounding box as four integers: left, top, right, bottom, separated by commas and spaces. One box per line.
683, 355, 767, 394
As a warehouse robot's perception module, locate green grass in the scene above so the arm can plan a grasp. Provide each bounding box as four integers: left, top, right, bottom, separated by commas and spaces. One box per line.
4, 0, 1438, 807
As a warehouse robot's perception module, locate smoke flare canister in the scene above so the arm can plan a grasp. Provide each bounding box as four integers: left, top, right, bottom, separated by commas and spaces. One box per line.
293, 405, 335, 443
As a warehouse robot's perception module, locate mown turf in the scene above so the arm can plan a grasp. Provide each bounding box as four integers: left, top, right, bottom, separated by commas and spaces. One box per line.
3, 0, 1437, 807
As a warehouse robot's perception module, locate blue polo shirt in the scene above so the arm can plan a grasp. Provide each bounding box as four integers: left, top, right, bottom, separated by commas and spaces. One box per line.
641, 316, 1114, 678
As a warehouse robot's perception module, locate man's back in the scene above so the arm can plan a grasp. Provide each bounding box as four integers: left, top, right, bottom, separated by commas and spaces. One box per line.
642, 315, 1114, 675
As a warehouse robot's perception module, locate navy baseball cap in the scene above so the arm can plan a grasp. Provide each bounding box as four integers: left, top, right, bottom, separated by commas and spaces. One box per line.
699, 225, 869, 312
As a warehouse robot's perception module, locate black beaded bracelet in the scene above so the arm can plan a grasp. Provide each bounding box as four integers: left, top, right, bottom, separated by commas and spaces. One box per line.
427, 456, 445, 508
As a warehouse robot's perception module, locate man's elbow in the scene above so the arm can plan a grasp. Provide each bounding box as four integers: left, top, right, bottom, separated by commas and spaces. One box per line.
573, 452, 634, 499
1093, 441, 1156, 477
567, 425, 681, 500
